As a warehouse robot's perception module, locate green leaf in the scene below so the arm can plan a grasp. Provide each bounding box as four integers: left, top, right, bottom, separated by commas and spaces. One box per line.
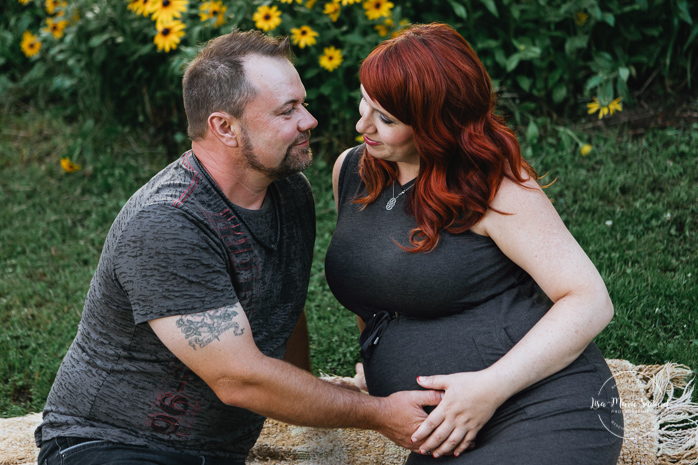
505, 53, 521, 72
516, 75, 532, 92
493, 49, 507, 68
683, 23, 698, 52
601, 12, 615, 27
548, 68, 563, 86
552, 83, 567, 104
479, 0, 499, 18
588, 4, 603, 20
88, 34, 112, 48
584, 74, 604, 91
619, 67, 630, 82
526, 120, 539, 144
449, 0, 468, 20
565, 35, 589, 54
676, 0, 693, 25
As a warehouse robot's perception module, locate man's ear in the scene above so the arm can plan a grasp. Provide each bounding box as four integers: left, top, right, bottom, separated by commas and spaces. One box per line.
207, 112, 241, 147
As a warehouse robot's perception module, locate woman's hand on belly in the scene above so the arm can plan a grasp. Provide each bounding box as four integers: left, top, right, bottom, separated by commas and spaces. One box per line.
411, 369, 507, 458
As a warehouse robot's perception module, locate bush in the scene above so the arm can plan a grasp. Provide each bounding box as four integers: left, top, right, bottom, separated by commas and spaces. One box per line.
2, 0, 696, 154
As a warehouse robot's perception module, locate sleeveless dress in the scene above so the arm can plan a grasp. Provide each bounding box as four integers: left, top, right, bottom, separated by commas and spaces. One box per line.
324, 146, 623, 464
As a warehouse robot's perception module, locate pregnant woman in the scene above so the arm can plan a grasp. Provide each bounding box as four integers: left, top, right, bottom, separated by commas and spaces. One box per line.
325, 22, 623, 464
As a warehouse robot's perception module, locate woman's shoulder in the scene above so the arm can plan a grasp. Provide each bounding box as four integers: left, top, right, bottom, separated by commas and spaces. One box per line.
332, 145, 364, 208
334, 145, 363, 173
470, 173, 545, 236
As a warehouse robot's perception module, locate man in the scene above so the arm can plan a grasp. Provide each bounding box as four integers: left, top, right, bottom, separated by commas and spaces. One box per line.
35, 30, 441, 465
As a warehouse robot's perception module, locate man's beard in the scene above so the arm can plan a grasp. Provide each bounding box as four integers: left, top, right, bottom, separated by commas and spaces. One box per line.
240, 126, 313, 180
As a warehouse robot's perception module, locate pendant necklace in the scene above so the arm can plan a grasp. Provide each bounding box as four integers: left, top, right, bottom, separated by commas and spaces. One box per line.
386, 181, 414, 210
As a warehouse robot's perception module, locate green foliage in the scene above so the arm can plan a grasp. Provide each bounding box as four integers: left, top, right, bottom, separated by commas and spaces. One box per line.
2, 0, 696, 155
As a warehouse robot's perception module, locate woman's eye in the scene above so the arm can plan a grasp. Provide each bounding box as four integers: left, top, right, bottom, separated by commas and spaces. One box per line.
380, 114, 394, 125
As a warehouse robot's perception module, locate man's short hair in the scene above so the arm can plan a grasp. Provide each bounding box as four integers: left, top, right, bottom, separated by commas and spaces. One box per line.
183, 30, 293, 141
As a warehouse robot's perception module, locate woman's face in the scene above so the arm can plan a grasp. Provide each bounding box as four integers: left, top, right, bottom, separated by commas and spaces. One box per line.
355, 85, 419, 166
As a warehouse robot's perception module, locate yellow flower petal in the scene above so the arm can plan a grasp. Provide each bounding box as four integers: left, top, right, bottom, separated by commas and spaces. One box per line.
60, 157, 82, 173
154, 19, 186, 52
319, 46, 343, 71
20, 31, 42, 57
290, 26, 319, 49
253, 5, 282, 32
363, 0, 393, 20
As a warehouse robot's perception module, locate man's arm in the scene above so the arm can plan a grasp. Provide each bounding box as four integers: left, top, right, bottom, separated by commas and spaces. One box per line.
149, 304, 441, 450
282, 310, 311, 372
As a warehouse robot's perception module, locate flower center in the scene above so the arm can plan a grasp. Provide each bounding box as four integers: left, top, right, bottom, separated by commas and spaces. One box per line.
162, 28, 171, 36
163, 0, 170, 7
264, 13, 271, 20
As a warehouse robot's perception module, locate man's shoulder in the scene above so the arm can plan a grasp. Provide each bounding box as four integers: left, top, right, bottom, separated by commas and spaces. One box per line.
277, 172, 312, 193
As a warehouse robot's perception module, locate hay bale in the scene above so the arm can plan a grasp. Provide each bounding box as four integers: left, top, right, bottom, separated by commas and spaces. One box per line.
3, 360, 697, 465
0, 412, 41, 465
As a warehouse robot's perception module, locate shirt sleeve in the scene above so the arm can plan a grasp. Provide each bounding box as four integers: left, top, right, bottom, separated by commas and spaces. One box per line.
113, 204, 239, 324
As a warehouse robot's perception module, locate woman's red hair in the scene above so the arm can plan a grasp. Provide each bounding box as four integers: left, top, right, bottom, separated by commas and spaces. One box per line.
357, 22, 537, 253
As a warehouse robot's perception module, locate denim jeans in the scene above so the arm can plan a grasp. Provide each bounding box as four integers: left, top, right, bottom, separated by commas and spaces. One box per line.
37, 437, 246, 465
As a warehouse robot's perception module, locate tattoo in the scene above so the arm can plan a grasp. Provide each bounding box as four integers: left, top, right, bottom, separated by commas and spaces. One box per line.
176, 306, 245, 349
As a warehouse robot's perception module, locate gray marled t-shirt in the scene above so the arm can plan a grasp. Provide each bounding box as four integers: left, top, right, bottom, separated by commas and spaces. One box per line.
35, 151, 315, 460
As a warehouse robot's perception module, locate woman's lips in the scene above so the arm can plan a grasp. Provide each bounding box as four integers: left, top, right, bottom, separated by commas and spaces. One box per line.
363, 135, 381, 146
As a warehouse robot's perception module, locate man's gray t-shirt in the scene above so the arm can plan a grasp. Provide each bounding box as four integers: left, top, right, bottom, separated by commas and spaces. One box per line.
35, 151, 316, 460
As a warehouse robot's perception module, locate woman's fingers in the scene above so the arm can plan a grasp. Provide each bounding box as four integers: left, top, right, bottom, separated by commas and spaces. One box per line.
453, 430, 478, 457
411, 403, 446, 444
428, 425, 468, 458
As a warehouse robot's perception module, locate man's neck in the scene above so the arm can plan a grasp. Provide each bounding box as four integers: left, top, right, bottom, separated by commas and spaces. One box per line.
191, 140, 270, 210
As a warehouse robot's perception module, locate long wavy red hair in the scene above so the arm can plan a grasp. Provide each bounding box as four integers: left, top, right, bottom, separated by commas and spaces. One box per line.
357, 22, 538, 253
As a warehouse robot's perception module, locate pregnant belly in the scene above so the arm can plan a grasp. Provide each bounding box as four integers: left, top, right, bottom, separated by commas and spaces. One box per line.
363, 311, 515, 398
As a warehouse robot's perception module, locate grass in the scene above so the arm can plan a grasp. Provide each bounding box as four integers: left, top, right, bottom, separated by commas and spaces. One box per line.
1, 101, 697, 417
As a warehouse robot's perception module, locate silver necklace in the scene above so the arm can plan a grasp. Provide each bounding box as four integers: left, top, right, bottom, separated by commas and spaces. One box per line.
386, 182, 414, 210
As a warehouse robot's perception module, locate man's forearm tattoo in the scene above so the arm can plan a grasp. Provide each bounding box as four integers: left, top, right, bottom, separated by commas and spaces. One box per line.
176, 306, 245, 349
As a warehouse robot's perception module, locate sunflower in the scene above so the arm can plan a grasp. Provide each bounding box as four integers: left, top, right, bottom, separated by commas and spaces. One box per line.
374, 17, 393, 36
199, 1, 226, 27
580, 144, 593, 156
363, 0, 393, 20
128, 0, 155, 16
154, 19, 186, 52
18, 0, 31, 5
60, 157, 82, 173
253, 5, 282, 32
340, 0, 359, 4
575, 11, 589, 26
43, 17, 69, 39
45, 0, 67, 15
150, 0, 188, 27
323, 1, 340, 22
20, 31, 41, 57
278, 0, 302, 3
305, 0, 318, 8
587, 97, 622, 119
290, 25, 318, 49
319, 46, 342, 72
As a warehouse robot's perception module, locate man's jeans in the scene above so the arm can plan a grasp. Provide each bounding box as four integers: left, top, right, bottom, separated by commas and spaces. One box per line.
37, 437, 245, 465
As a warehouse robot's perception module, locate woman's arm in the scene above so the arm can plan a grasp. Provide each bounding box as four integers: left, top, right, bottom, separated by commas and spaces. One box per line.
411, 176, 614, 458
